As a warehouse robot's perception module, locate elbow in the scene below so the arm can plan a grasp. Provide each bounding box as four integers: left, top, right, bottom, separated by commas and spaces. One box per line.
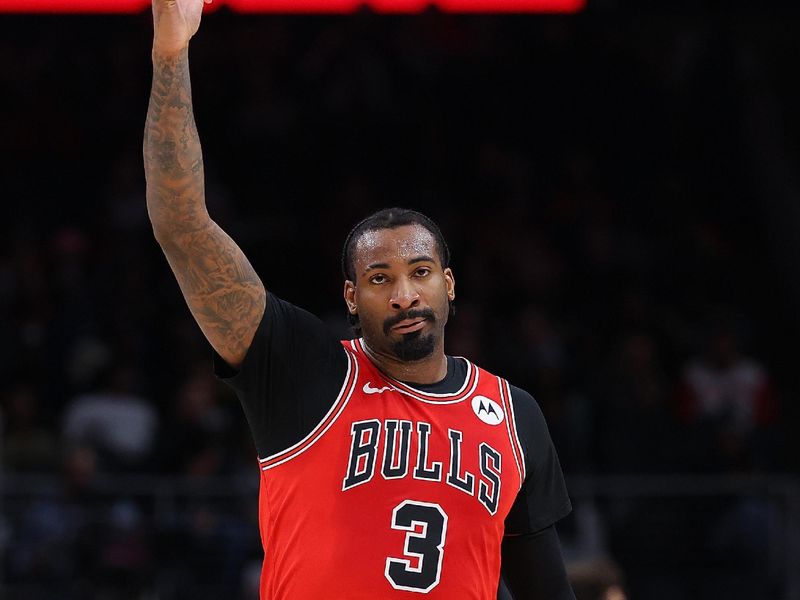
147, 209, 214, 250
145, 202, 172, 246
149, 221, 175, 249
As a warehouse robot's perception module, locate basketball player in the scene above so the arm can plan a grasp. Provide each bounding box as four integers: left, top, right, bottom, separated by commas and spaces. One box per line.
144, 1, 575, 598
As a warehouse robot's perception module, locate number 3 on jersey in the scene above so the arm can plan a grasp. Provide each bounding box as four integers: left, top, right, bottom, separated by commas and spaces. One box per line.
385, 500, 448, 593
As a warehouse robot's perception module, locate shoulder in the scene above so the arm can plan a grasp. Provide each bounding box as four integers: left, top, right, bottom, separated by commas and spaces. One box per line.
501, 383, 558, 473
506, 384, 539, 411
505, 385, 548, 437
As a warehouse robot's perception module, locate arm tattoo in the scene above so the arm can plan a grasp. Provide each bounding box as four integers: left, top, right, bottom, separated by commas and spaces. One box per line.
144, 50, 265, 366
144, 49, 206, 233
160, 222, 266, 366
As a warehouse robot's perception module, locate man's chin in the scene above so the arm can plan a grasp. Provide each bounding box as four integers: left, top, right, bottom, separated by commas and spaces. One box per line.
391, 331, 436, 362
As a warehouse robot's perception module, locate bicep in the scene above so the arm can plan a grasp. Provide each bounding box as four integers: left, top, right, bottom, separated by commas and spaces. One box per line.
157, 219, 266, 368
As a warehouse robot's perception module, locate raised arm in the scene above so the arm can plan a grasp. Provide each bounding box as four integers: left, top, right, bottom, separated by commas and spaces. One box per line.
144, 0, 266, 369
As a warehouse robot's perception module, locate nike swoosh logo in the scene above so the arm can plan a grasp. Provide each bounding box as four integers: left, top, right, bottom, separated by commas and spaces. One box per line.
363, 382, 393, 395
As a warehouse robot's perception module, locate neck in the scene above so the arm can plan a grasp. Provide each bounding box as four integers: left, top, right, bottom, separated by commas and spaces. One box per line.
362, 339, 448, 385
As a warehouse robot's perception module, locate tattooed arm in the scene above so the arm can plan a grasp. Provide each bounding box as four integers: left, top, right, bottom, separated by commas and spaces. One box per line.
144, 0, 265, 369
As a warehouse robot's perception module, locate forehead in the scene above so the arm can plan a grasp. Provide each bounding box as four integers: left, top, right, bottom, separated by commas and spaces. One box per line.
353, 224, 439, 270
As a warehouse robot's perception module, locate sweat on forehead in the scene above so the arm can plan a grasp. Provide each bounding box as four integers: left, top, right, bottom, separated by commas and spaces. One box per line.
353, 225, 439, 267
340, 207, 451, 281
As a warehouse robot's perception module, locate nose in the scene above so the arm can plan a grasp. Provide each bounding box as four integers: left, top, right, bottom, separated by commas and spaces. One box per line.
390, 278, 420, 311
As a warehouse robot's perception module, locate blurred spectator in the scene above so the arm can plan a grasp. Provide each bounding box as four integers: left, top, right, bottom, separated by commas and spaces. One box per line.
158, 365, 235, 477
6, 446, 99, 585
596, 332, 676, 472
568, 557, 627, 600
670, 317, 776, 598
5, 445, 154, 597
1, 382, 58, 472
62, 363, 158, 470
674, 315, 777, 471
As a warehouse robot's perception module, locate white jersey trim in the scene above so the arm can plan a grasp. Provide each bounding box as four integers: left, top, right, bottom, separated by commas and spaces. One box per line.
499, 379, 526, 488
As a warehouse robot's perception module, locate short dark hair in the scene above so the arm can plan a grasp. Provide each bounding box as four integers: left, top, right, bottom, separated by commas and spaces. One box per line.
341, 207, 450, 282
341, 208, 453, 335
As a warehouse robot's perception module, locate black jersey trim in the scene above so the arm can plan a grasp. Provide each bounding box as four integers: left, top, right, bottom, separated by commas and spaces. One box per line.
258, 348, 359, 471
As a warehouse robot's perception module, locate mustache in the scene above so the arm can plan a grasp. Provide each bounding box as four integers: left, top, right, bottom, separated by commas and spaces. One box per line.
383, 308, 436, 335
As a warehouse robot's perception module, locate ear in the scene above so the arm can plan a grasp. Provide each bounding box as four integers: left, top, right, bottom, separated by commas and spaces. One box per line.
343, 280, 358, 314
444, 268, 455, 302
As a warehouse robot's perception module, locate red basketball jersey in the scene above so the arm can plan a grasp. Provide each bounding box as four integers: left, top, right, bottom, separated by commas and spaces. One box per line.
255, 339, 527, 599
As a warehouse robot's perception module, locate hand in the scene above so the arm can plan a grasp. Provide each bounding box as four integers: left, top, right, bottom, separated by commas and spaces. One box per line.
152, 0, 213, 57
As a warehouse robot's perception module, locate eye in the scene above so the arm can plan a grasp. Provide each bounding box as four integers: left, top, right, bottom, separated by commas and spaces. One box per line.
414, 267, 432, 277
369, 273, 388, 284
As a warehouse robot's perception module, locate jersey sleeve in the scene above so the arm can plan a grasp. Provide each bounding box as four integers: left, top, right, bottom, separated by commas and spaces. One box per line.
213, 292, 349, 458
503, 385, 572, 535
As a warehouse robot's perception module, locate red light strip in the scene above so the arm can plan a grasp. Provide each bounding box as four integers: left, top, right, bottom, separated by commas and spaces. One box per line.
227, 0, 361, 12
436, 0, 584, 11
0, 0, 585, 13
0, 0, 149, 12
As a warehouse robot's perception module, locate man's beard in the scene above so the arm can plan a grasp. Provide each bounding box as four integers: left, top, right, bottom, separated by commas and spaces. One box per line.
391, 329, 436, 361
384, 308, 437, 362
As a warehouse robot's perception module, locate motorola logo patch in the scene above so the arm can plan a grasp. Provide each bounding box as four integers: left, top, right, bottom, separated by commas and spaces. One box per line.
471, 396, 504, 425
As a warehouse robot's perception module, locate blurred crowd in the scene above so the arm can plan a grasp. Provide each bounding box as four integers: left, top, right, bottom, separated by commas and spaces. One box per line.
1, 10, 798, 600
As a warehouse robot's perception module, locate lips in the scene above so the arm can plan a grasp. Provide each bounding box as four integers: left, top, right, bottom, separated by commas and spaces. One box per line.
383, 309, 436, 335
391, 318, 427, 334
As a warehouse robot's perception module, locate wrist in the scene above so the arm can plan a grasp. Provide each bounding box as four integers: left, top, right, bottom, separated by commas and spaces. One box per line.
152, 44, 189, 63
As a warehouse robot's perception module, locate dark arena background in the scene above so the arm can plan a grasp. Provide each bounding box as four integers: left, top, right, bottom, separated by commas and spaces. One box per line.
2, 1, 800, 599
